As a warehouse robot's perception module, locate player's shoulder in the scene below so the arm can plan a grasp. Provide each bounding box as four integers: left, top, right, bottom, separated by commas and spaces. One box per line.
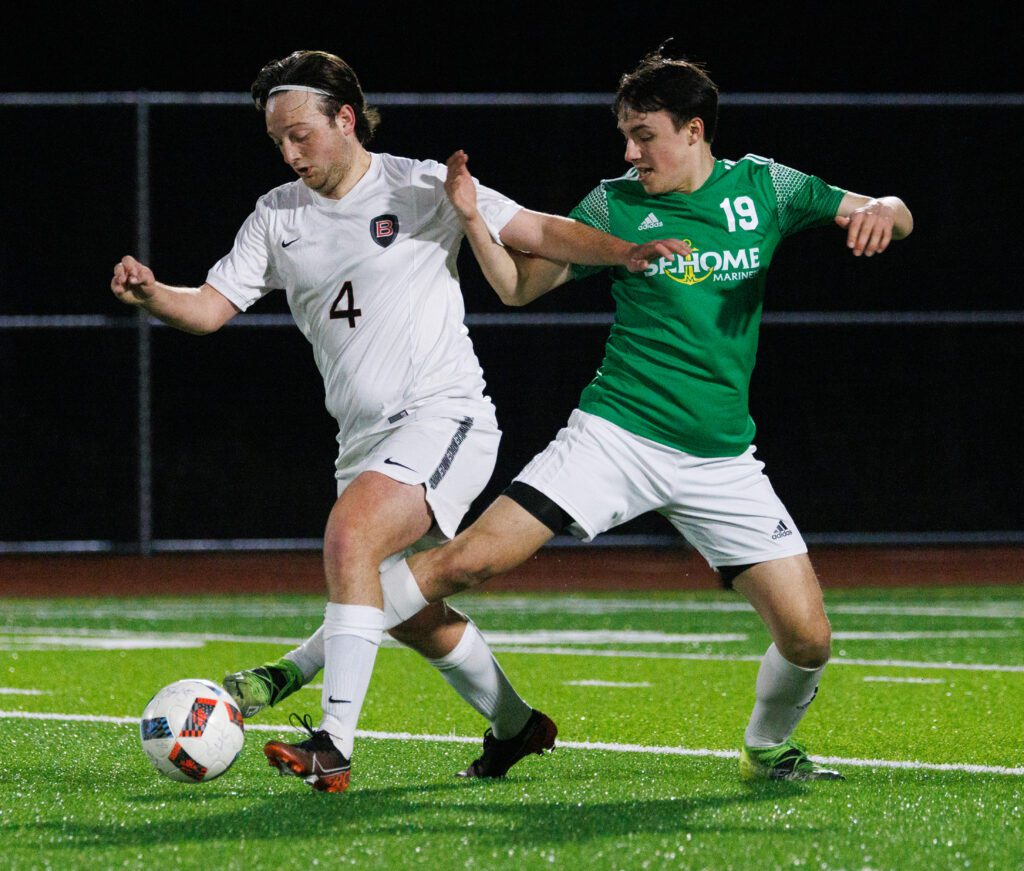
595, 167, 646, 199
722, 153, 780, 176
375, 151, 444, 182
721, 154, 818, 201
256, 178, 309, 211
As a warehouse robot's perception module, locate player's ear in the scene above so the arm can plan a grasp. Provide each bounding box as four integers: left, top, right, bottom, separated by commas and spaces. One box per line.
336, 104, 357, 135
687, 117, 704, 145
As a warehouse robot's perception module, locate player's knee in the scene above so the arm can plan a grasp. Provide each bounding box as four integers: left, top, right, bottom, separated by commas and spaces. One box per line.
387, 603, 468, 656
434, 537, 500, 594
389, 602, 460, 638
781, 621, 832, 669
323, 530, 360, 578
322, 522, 383, 596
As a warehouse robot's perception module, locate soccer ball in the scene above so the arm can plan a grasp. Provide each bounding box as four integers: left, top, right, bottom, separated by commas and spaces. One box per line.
139, 678, 245, 782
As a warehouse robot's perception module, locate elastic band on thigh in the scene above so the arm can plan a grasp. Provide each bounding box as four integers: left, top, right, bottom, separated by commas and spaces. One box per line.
502, 481, 573, 535
717, 563, 754, 590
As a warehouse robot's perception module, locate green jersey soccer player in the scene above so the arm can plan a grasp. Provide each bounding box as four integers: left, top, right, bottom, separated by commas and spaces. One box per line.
384, 41, 913, 781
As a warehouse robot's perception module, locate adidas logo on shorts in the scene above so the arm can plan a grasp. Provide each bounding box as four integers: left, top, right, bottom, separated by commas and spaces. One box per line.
771, 520, 793, 540
637, 212, 664, 231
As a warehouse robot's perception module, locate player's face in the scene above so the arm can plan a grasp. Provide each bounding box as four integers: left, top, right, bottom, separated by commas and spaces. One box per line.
618, 109, 698, 194
265, 91, 356, 197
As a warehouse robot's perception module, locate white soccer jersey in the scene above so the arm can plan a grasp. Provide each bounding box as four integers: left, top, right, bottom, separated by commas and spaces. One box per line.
206, 152, 522, 447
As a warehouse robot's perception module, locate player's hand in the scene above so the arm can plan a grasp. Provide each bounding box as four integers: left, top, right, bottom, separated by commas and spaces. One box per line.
111, 255, 158, 305
625, 238, 691, 273
444, 150, 480, 223
835, 199, 895, 257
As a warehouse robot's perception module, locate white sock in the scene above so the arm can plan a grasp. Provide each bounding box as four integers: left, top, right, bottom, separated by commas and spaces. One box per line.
380, 558, 429, 629
283, 627, 324, 681
427, 621, 532, 739
319, 603, 384, 758
744, 643, 825, 748
280, 558, 426, 678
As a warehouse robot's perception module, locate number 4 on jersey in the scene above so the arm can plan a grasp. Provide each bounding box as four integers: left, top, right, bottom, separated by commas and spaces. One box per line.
329, 281, 362, 328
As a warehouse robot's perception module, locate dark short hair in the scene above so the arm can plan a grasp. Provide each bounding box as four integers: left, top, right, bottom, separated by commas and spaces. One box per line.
251, 50, 381, 144
614, 39, 719, 143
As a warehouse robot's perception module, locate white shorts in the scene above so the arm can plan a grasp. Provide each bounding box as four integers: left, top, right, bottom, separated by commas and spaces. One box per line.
514, 409, 807, 569
335, 407, 501, 541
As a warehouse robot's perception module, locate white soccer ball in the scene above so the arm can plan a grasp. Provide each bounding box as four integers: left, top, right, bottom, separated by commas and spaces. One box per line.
139, 678, 245, 782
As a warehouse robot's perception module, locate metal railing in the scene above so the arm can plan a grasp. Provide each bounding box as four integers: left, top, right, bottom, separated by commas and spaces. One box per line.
3, 91, 1021, 554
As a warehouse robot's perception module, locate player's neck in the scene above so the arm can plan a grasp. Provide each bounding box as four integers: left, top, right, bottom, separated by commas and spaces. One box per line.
672, 149, 716, 195
321, 148, 372, 201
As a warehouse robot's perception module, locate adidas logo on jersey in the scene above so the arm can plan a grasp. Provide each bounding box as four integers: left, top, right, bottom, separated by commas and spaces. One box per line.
637, 212, 664, 231
771, 520, 793, 540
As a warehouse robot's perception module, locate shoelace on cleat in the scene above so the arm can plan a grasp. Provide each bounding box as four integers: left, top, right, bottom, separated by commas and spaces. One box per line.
763, 740, 812, 771
287, 712, 321, 749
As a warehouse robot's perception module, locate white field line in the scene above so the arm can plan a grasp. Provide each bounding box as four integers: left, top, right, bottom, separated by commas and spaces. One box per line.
0, 626, 303, 645
0, 635, 205, 650
830, 630, 1017, 640
1, 709, 1021, 777
472, 631, 749, 644
2, 626, 1017, 646
481, 630, 1017, 644
489, 646, 1024, 673
0, 687, 47, 695
449, 598, 1024, 620
2, 626, 1022, 672
564, 680, 653, 688
863, 677, 945, 684
5, 597, 1024, 621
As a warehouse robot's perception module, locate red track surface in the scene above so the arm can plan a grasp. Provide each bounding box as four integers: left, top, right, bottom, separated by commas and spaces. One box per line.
0, 547, 1021, 598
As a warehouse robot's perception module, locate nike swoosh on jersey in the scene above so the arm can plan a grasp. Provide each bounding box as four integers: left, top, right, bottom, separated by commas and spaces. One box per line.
282, 237, 300, 248
383, 457, 417, 472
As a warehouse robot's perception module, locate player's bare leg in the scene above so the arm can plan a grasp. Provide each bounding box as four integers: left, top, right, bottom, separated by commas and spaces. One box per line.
408, 496, 556, 601
733, 555, 831, 669
262, 481, 555, 786
264, 471, 431, 792
732, 555, 843, 781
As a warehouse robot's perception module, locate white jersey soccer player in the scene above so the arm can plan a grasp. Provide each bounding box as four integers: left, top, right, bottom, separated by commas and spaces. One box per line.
113, 49, 688, 793
206, 152, 520, 472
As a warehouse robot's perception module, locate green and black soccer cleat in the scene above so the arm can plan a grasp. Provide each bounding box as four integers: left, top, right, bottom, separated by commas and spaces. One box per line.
223, 657, 305, 719
739, 739, 845, 781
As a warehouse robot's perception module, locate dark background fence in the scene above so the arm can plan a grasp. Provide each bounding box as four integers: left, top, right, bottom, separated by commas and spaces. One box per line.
2, 8, 1021, 552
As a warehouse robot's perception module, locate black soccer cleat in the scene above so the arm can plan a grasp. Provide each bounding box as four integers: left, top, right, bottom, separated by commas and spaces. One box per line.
263, 713, 351, 793
458, 709, 557, 778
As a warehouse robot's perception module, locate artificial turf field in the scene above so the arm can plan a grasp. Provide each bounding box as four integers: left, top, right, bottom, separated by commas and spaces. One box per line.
1, 585, 1021, 870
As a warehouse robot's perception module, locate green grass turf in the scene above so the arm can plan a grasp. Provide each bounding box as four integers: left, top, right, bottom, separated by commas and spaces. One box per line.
1, 586, 1022, 870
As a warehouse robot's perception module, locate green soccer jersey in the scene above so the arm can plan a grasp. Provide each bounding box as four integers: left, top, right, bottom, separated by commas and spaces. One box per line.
570, 154, 846, 457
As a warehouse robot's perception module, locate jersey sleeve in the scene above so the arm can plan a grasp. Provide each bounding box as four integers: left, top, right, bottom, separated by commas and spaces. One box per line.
415, 159, 523, 244
767, 161, 847, 237
473, 180, 525, 243
567, 183, 611, 281
205, 197, 281, 311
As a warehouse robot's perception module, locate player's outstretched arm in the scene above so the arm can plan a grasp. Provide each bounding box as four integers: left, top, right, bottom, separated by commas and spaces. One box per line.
446, 150, 689, 307
445, 150, 572, 306
501, 209, 689, 274
110, 255, 240, 334
834, 192, 914, 257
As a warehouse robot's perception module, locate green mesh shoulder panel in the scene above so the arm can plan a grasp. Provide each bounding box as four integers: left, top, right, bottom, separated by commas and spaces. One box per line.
568, 181, 614, 280
573, 183, 612, 233
753, 155, 845, 236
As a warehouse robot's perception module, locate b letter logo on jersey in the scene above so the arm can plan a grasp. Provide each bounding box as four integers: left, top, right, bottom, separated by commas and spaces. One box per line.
370, 214, 399, 248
